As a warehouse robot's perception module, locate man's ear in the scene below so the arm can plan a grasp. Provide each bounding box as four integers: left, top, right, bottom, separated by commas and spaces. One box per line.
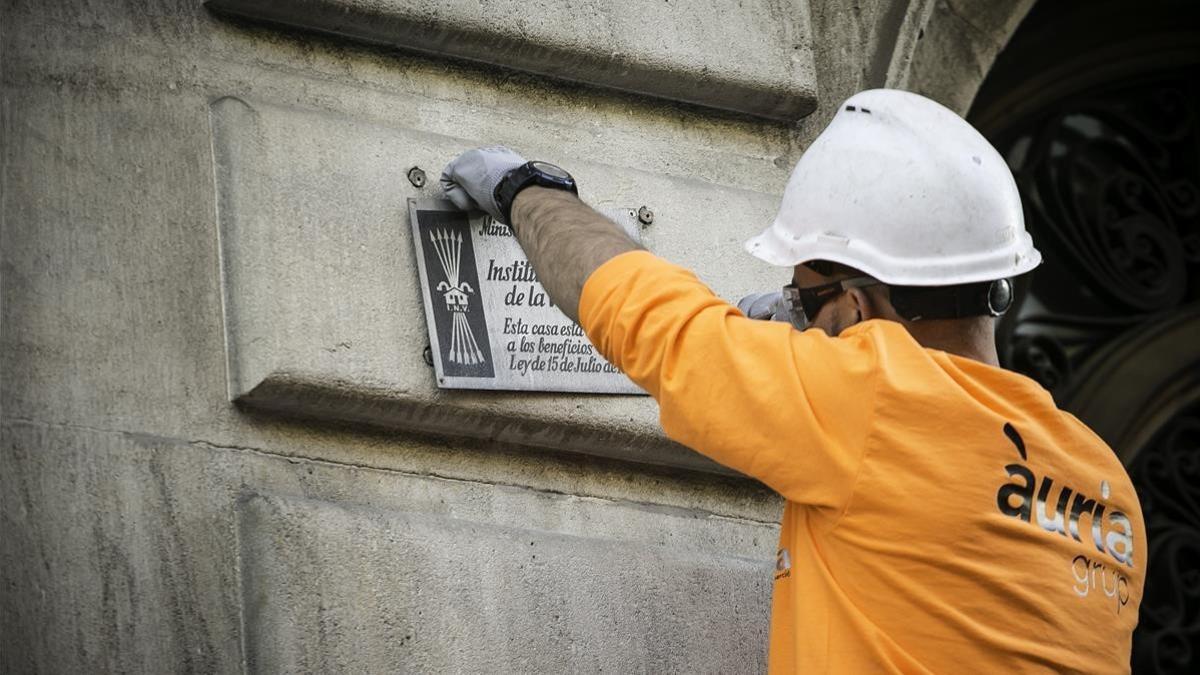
847, 287, 874, 322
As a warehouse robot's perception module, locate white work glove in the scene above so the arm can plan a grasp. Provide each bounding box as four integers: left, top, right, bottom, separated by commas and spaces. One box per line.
440, 146, 528, 224
737, 290, 791, 323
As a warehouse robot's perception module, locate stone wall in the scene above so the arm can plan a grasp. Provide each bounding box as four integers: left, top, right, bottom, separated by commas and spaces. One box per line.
1, 0, 1031, 671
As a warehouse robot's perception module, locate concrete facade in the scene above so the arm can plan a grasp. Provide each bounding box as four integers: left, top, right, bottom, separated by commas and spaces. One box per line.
2, 0, 1031, 671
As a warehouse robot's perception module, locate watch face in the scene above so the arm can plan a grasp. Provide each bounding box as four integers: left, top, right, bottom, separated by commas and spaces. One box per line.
531, 161, 570, 179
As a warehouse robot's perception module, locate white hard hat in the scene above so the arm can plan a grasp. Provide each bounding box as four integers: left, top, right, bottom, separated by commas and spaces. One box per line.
746, 89, 1041, 286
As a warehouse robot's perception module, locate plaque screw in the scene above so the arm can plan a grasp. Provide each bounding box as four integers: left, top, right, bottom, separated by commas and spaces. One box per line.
637, 206, 654, 226
423, 344, 434, 366
407, 166, 427, 188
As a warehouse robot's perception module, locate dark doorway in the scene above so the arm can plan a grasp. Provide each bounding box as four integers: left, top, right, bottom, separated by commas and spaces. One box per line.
971, 2, 1200, 673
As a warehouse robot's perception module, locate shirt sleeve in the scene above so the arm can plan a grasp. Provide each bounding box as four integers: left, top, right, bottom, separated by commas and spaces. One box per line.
579, 251, 879, 512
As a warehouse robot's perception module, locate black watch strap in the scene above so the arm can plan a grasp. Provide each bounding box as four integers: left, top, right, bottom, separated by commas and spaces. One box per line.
493, 161, 578, 225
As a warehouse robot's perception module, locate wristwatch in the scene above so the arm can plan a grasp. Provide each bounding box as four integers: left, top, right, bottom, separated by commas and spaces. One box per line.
493, 161, 578, 225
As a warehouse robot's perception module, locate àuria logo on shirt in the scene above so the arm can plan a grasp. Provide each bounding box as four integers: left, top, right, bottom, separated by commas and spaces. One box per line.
994, 422, 1135, 613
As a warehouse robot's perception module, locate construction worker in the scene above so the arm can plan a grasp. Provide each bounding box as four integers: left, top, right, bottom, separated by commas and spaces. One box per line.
440, 89, 1145, 673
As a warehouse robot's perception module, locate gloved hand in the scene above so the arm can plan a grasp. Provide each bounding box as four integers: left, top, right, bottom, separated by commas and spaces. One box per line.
737, 290, 791, 323
440, 146, 528, 224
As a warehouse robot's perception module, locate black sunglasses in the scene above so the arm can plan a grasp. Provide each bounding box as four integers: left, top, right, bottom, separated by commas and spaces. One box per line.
781, 276, 880, 329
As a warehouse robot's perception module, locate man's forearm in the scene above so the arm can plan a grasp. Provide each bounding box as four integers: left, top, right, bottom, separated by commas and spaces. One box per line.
509, 186, 642, 323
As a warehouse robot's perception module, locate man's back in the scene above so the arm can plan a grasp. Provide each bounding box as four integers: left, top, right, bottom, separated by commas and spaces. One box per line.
579, 251, 1145, 673
769, 321, 1144, 672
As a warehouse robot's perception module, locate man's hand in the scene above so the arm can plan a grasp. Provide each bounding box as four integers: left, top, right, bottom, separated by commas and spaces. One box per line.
439, 147, 641, 322
439, 146, 528, 224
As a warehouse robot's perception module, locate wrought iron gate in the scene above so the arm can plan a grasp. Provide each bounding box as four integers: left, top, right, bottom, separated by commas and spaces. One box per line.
972, 1, 1200, 672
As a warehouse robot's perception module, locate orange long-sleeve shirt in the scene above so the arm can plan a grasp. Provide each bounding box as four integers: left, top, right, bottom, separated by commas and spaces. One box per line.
579, 251, 1144, 674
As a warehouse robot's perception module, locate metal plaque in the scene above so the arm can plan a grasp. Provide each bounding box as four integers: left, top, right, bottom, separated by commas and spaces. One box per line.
408, 198, 646, 394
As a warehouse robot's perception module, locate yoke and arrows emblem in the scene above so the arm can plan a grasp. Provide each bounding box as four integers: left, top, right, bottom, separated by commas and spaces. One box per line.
429, 228, 486, 365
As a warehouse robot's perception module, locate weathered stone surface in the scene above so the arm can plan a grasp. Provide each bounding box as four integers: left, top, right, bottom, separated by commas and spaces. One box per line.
2, 0, 1026, 671
1, 421, 776, 673
2, 0, 789, 467
900, 0, 1037, 114
240, 492, 772, 673
0, 424, 244, 674
2, 0, 791, 456
204, 0, 819, 122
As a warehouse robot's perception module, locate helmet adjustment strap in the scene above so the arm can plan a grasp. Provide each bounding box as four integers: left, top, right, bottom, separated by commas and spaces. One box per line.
888, 279, 1013, 321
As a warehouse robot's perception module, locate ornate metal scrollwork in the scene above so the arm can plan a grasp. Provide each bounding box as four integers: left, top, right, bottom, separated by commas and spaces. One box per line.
996, 73, 1200, 397
984, 60, 1199, 675
1127, 405, 1200, 675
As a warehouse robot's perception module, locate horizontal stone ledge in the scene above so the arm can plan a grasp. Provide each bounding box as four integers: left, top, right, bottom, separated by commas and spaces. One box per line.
203, 0, 819, 122
236, 371, 732, 474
